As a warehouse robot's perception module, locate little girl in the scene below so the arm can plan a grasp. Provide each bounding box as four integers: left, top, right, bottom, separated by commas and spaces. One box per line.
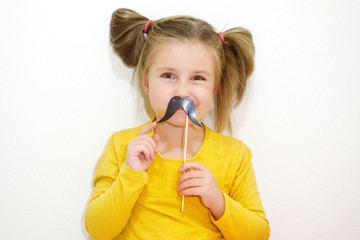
85, 8, 270, 240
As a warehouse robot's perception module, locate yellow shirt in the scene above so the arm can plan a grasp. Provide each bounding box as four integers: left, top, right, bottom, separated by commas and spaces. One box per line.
85, 121, 270, 240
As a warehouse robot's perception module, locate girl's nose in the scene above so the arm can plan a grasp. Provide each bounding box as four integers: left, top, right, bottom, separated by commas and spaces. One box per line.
174, 81, 190, 97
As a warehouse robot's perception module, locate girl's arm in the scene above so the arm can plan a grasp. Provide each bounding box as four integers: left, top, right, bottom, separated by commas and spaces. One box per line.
85, 123, 158, 240
178, 144, 269, 240
211, 146, 270, 240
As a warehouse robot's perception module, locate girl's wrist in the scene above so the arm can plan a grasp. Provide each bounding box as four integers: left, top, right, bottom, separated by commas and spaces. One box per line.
210, 192, 225, 220
125, 159, 146, 172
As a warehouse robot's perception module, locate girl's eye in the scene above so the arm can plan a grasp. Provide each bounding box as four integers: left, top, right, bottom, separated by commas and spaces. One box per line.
162, 73, 175, 79
192, 75, 205, 81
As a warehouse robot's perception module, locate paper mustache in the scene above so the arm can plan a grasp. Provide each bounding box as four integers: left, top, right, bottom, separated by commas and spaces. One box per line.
157, 96, 204, 128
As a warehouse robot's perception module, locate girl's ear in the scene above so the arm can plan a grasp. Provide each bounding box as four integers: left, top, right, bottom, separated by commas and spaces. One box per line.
143, 76, 149, 95
213, 86, 218, 97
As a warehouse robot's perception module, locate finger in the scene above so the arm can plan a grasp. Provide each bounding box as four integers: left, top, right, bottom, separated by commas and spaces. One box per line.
142, 140, 157, 160
177, 178, 204, 192
179, 186, 204, 196
150, 134, 160, 152
179, 161, 206, 173
137, 134, 158, 155
137, 143, 152, 161
137, 122, 157, 136
178, 170, 203, 184
135, 137, 156, 160
151, 134, 160, 152
146, 135, 158, 156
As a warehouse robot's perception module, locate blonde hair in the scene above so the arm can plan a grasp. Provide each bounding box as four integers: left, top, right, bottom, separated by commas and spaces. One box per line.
110, 8, 254, 133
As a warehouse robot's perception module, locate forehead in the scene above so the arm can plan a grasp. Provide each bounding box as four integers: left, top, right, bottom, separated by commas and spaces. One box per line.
147, 40, 219, 74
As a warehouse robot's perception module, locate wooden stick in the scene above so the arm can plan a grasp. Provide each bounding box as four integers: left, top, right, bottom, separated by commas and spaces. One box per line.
181, 116, 189, 212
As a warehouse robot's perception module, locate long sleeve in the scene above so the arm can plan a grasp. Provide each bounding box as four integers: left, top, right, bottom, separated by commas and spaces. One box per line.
85, 133, 148, 240
85, 123, 269, 239
211, 144, 270, 240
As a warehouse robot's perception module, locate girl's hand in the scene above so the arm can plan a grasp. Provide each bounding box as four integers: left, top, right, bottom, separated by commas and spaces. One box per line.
125, 122, 159, 172
177, 161, 225, 220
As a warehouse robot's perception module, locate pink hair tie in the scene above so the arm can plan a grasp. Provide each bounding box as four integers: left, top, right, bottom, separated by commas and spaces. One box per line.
144, 20, 152, 34
218, 32, 225, 43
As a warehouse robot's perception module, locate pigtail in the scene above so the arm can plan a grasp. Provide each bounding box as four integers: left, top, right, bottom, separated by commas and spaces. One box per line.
215, 27, 255, 133
110, 8, 149, 67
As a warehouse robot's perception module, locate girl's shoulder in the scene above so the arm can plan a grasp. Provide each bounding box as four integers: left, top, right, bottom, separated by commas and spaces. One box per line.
204, 125, 251, 155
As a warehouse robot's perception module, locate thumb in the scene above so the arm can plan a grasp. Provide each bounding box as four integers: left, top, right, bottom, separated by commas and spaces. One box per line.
179, 161, 205, 172
152, 133, 160, 145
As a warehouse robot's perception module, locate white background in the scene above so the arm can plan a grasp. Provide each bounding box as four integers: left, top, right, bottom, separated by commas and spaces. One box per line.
1, 0, 359, 239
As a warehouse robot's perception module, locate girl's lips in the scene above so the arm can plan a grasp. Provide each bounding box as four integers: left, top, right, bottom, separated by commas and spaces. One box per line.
179, 106, 188, 114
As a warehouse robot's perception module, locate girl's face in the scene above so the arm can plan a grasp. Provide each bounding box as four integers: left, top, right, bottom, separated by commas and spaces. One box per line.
143, 41, 218, 128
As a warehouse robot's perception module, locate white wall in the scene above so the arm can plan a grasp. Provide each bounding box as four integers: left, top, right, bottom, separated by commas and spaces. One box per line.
1, 0, 359, 239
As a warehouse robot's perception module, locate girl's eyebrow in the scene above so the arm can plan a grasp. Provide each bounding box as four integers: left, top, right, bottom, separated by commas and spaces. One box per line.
193, 70, 212, 77
156, 67, 213, 77
156, 67, 177, 72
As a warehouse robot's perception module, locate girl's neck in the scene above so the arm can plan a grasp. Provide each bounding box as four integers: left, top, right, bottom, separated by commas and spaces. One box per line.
155, 122, 205, 159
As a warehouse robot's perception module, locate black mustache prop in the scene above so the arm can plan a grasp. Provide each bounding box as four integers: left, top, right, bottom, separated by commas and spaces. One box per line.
157, 96, 204, 128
